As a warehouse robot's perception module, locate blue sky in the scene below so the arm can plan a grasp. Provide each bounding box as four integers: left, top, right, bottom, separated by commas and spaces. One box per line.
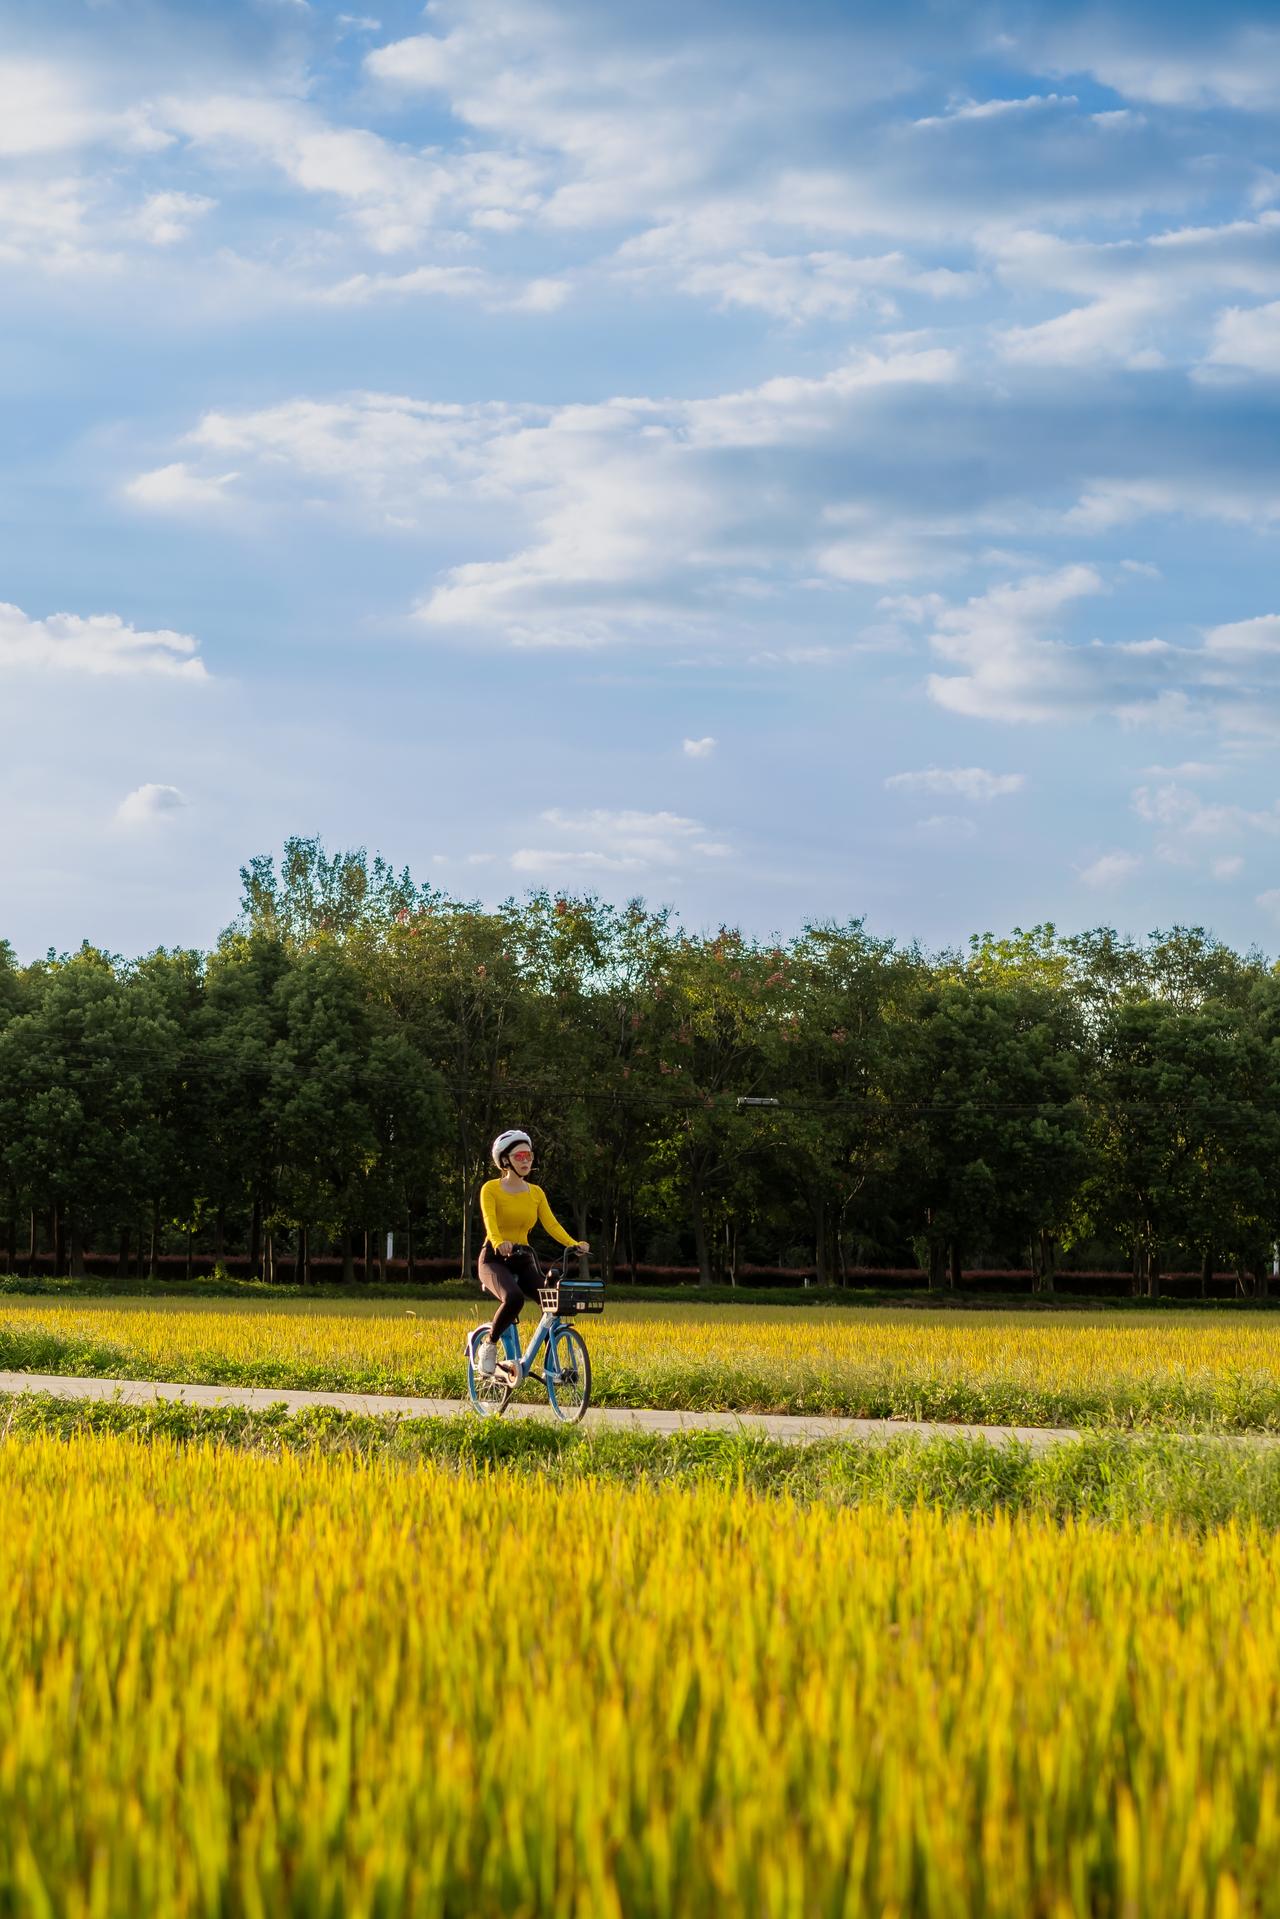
6, 0, 1280, 960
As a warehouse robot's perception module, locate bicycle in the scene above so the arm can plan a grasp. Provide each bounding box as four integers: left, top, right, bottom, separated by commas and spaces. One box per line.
465, 1252, 603, 1424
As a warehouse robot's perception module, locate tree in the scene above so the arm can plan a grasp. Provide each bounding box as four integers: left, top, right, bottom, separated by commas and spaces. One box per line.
0, 947, 179, 1276
1091, 996, 1280, 1298
890, 979, 1088, 1291
769, 920, 917, 1284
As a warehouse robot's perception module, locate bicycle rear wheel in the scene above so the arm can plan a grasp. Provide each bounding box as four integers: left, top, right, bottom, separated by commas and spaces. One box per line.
545, 1323, 592, 1423
466, 1324, 511, 1418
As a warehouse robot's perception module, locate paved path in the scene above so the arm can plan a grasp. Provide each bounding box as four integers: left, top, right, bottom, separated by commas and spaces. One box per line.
0, 1369, 1086, 1449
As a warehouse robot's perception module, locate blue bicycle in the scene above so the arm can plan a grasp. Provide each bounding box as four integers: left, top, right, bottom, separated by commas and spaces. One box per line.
465, 1254, 603, 1423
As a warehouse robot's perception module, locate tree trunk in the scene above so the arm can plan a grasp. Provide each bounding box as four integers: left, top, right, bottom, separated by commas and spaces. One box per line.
927, 1231, 947, 1293
117, 1226, 130, 1280
293, 1228, 305, 1287
343, 1230, 356, 1286
1039, 1230, 1056, 1296
405, 1215, 415, 1285
149, 1200, 160, 1281
27, 1208, 37, 1278
67, 1207, 86, 1280
949, 1241, 962, 1291
263, 1231, 274, 1286
813, 1197, 829, 1288
4, 1188, 15, 1276
53, 1204, 65, 1277
690, 1187, 713, 1289
215, 1207, 226, 1266
249, 1195, 262, 1282
458, 1169, 473, 1281
1201, 1247, 1213, 1299
185, 1222, 194, 1284
1147, 1229, 1161, 1300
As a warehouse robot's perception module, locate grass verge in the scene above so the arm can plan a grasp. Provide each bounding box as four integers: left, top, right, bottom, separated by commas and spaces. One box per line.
6, 1390, 1280, 1531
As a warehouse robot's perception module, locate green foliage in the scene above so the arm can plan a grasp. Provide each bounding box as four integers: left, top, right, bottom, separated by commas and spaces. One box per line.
6, 841, 1280, 1294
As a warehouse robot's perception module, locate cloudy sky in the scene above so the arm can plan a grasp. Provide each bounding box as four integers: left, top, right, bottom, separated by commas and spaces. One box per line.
6, 0, 1280, 959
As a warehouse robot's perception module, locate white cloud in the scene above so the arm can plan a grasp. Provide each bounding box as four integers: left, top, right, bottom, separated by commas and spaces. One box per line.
913, 93, 1076, 129
131, 192, 216, 247
323, 263, 569, 311
998, 293, 1166, 371
925, 566, 1109, 722
1208, 301, 1280, 373
0, 176, 123, 274
0, 58, 112, 156
1204, 615, 1280, 656
988, 217, 1280, 373
1257, 890, 1280, 919
1214, 856, 1245, 879
682, 737, 717, 758
161, 90, 544, 252
617, 236, 982, 324
1034, 20, 1280, 110
153, 347, 956, 647
884, 766, 1024, 801
124, 463, 239, 511
915, 814, 977, 841
1142, 761, 1222, 779
0, 602, 206, 679
1064, 475, 1280, 533
511, 808, 730, 874
116, 783, 189, 825
1132, 780, 1280, 842
1079, 852, 1141, 888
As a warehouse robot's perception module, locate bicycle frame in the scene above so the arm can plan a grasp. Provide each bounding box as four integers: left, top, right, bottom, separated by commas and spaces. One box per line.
496, 1307, 567, 1383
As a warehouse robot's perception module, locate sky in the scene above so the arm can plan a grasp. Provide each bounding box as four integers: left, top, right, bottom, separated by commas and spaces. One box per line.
6, 0, 1280, 960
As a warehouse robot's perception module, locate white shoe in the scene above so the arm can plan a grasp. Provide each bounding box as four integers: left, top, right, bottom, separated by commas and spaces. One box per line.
477, 1339, 498, 1377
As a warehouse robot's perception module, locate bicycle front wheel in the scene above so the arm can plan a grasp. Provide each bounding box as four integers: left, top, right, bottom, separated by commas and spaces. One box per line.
545, 1323, 592, 1423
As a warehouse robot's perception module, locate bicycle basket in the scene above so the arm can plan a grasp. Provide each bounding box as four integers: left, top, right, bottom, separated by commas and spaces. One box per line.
537, 1280, 605, 1317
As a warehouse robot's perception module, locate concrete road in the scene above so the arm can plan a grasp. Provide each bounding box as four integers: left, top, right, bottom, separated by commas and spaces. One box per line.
0, 1369, 1084, 1449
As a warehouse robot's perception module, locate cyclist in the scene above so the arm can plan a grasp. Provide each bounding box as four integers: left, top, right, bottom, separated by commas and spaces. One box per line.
476, 1129, 589, 1384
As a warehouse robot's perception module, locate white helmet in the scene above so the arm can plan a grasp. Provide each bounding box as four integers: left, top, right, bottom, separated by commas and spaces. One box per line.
491, 1128, 533, 1168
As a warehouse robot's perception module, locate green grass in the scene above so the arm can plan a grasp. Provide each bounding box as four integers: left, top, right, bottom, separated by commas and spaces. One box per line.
5, 1391, 1280, 1532
5, 1270, 1277, 1310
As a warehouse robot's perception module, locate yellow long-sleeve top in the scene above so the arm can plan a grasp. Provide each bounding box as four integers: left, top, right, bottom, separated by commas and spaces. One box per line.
480, 1180, 578, 1251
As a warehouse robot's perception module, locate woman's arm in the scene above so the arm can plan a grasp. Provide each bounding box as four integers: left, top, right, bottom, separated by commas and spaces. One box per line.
479, 1181, 507, 1252
535, 1187, 586, 1251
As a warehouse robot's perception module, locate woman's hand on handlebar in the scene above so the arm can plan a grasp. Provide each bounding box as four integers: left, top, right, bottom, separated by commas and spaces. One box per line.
575, 1240, 590, 1255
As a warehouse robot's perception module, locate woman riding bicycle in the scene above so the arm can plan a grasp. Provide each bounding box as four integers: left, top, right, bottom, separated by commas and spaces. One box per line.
477, 1129, 589, 1385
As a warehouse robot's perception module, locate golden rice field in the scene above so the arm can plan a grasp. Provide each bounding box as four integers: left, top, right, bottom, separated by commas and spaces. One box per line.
5, 1295, 1280, 1428
4, 1427, 1280, 1917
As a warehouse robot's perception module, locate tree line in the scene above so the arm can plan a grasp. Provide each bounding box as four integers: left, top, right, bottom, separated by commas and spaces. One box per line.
4, 837, 1280, 1296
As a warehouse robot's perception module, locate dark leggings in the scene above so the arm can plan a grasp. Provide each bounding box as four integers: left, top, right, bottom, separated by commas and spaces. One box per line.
478, 1244, 543, 1343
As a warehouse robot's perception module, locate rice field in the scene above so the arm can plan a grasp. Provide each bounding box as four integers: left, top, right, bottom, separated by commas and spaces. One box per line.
3, 1426, 1280, 1917
5, 1294, 1280, 1428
